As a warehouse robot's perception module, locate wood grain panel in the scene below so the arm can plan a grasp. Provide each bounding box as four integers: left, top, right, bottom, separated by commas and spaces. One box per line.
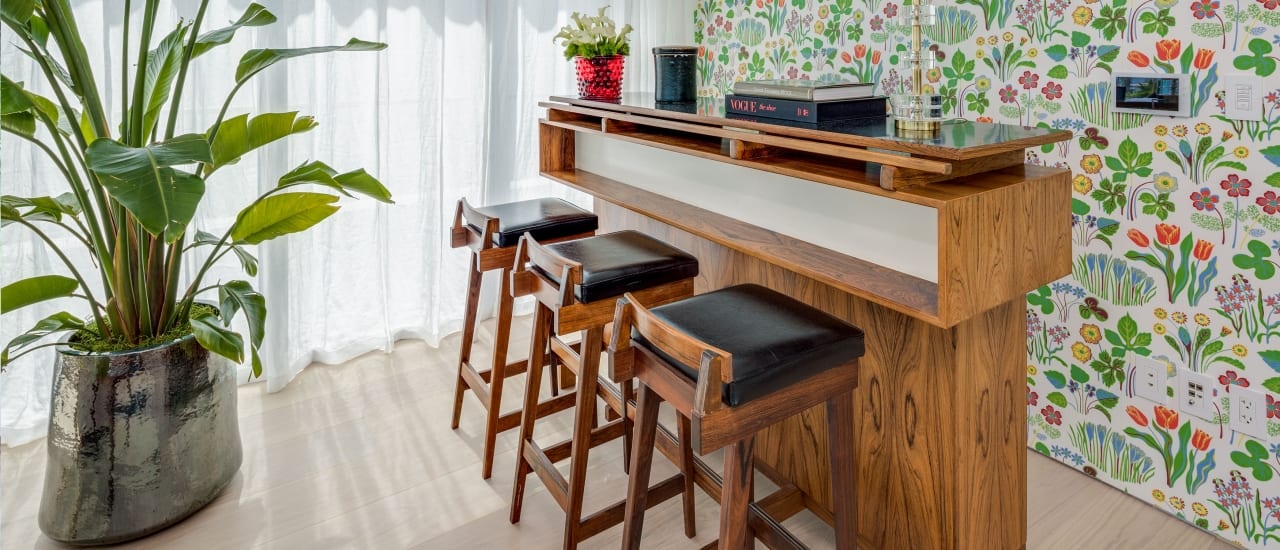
954, 299, 1029, 549
597, 201, 1029, 550
539, 122, 575, 173
938, 169, 1072, 323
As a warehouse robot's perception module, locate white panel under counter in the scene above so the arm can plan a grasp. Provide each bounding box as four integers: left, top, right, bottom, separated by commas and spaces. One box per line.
574, 132, 940, 283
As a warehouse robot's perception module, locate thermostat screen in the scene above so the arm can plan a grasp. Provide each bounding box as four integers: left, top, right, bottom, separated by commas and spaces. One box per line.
1115, 76, 1181, 112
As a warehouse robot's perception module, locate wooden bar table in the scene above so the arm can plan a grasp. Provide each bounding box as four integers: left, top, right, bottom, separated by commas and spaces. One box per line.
537, 93, 1072, 550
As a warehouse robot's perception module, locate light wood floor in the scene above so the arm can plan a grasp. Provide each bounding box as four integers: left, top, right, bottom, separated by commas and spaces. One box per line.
1, 316, 1236, 549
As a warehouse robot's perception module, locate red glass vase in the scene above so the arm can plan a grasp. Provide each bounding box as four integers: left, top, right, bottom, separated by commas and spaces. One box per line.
575, 55, 625, 100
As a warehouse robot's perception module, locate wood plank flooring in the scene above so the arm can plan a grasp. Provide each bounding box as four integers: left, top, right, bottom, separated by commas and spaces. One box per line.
1, 316, 1235, 549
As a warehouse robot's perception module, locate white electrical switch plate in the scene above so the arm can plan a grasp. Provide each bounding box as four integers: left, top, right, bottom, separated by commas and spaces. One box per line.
1231, 387, 1270, 440
1179, 371, 1217, 421
1134, 356, 1168, 404
1223, 74, 1264, 121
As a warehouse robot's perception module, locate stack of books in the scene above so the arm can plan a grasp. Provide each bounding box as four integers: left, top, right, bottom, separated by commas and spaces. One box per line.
724, 79, 888, 130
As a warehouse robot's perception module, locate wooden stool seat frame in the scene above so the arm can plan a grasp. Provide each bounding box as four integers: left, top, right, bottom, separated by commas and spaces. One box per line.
508, 233, 698, 549
610, 292, 862, 550
448, 198, 595, 479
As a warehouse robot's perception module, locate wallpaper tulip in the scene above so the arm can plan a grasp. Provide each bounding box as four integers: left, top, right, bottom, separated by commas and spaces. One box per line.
695, 0, 1280, 545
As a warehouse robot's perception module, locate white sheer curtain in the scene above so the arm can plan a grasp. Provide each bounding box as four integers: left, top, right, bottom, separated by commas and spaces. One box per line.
0, 0, 693, 446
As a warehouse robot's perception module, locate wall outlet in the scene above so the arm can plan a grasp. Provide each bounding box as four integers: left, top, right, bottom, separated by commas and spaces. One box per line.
1179, 371, 1217, 421
1231, 387, 1270, 440
1133, 357, 1167, 404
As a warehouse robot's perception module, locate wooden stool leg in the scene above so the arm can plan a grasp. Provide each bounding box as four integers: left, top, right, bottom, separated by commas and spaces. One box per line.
480, 266, 515, 480
563, 326, 605, 549
677, 415, 697, 538
450, 253, 483, 430
548, 350, 560, 397
827, 393, 858, 549
509, 302, 551, 524
621, 378, 633, 473
621, 383, 662, 550
720, 436, 756, 550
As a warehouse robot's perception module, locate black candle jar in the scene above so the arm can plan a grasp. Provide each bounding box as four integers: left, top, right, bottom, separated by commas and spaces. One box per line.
653, 46, 698, 103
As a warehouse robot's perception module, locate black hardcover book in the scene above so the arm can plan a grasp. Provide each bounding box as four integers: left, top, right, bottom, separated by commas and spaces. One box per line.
723, 94, 889, 123
723, 112, 889, 132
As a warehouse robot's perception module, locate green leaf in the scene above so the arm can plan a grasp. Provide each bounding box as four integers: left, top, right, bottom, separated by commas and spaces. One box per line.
1047, 392, 1068, 408
1071, 31, 1090, 48
1, 275, 78, 313
193, 230, 258, 276
139, 23, 190, 138
1264, 377, 1280, 395
231, 192, 340, 245
278, 161, 393, 203
1267, 173, 1280, 188
1045, 370, 1067, 388
1, 311, 84, 367
235, 38, 386, 85
207, 112, 317, 172
1235, 39, 1278, 77
1234, 240, 1277, 280
192, 3, 277, 58
0, 0, 34, 26
1231, 439, 1274, 481
1262, 144, 1280, 167
2, 194, 78, 223
1260, 350, 1280, 373
190, 308, 243, 363
1071, 365, 1090, 384
1, 111, 36, 137
218, 280, 266, 349
85, 134, 213, 242
1118, 313, 1139, 344
1027, 285, 1055, 314
1, 75, 58, 123
1047, 65, 1068, 79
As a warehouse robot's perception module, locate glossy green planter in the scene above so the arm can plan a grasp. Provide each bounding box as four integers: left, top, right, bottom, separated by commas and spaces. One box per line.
38, 333, 242, 546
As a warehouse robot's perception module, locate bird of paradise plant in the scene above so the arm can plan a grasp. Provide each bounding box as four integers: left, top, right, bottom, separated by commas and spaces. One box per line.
0, 1, 391, 374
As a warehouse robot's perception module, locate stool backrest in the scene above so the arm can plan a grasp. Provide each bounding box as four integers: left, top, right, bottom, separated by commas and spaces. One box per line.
452, 198, 499, 251
610, 293, 733, 415
511, 233, 583, 308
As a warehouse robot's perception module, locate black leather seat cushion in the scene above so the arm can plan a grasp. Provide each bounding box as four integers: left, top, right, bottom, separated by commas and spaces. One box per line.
472, 198, 598, 248
537, 230, 699, 303
635, 284, 865, 407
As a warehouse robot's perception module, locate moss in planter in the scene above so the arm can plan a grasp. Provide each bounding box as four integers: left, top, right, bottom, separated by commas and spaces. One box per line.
73, 304, 216, 354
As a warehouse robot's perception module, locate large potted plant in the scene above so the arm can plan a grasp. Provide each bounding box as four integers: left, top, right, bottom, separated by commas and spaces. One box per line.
0, 1, 390, 545
554, 6, 633, 100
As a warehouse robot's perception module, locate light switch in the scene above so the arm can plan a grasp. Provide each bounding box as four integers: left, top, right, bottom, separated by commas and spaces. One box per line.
1223, 74, 1264, 121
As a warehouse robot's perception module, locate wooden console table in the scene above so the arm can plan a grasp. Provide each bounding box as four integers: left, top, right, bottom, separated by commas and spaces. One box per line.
539, 94, 1072, 549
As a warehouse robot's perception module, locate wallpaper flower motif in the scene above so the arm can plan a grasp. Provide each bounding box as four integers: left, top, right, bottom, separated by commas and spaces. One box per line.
695, 0, 1280, 545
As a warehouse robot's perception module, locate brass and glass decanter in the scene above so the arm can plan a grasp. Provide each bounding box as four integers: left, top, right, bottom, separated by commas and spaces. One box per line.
890, 0, 944, 137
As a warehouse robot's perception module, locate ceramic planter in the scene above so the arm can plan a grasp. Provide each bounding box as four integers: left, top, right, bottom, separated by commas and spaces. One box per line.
38, 333, 242, 545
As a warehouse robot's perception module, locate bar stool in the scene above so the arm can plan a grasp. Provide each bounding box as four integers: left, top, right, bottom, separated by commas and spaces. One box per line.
610, 284, 866, 549
508, 230, 701, 549
448, 197, 598, 479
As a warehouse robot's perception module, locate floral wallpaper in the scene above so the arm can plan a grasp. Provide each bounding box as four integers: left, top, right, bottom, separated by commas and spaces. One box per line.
694, 0, 1280, 545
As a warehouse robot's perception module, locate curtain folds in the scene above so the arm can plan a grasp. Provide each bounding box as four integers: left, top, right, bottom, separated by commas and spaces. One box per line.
0, 0, 693, 446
